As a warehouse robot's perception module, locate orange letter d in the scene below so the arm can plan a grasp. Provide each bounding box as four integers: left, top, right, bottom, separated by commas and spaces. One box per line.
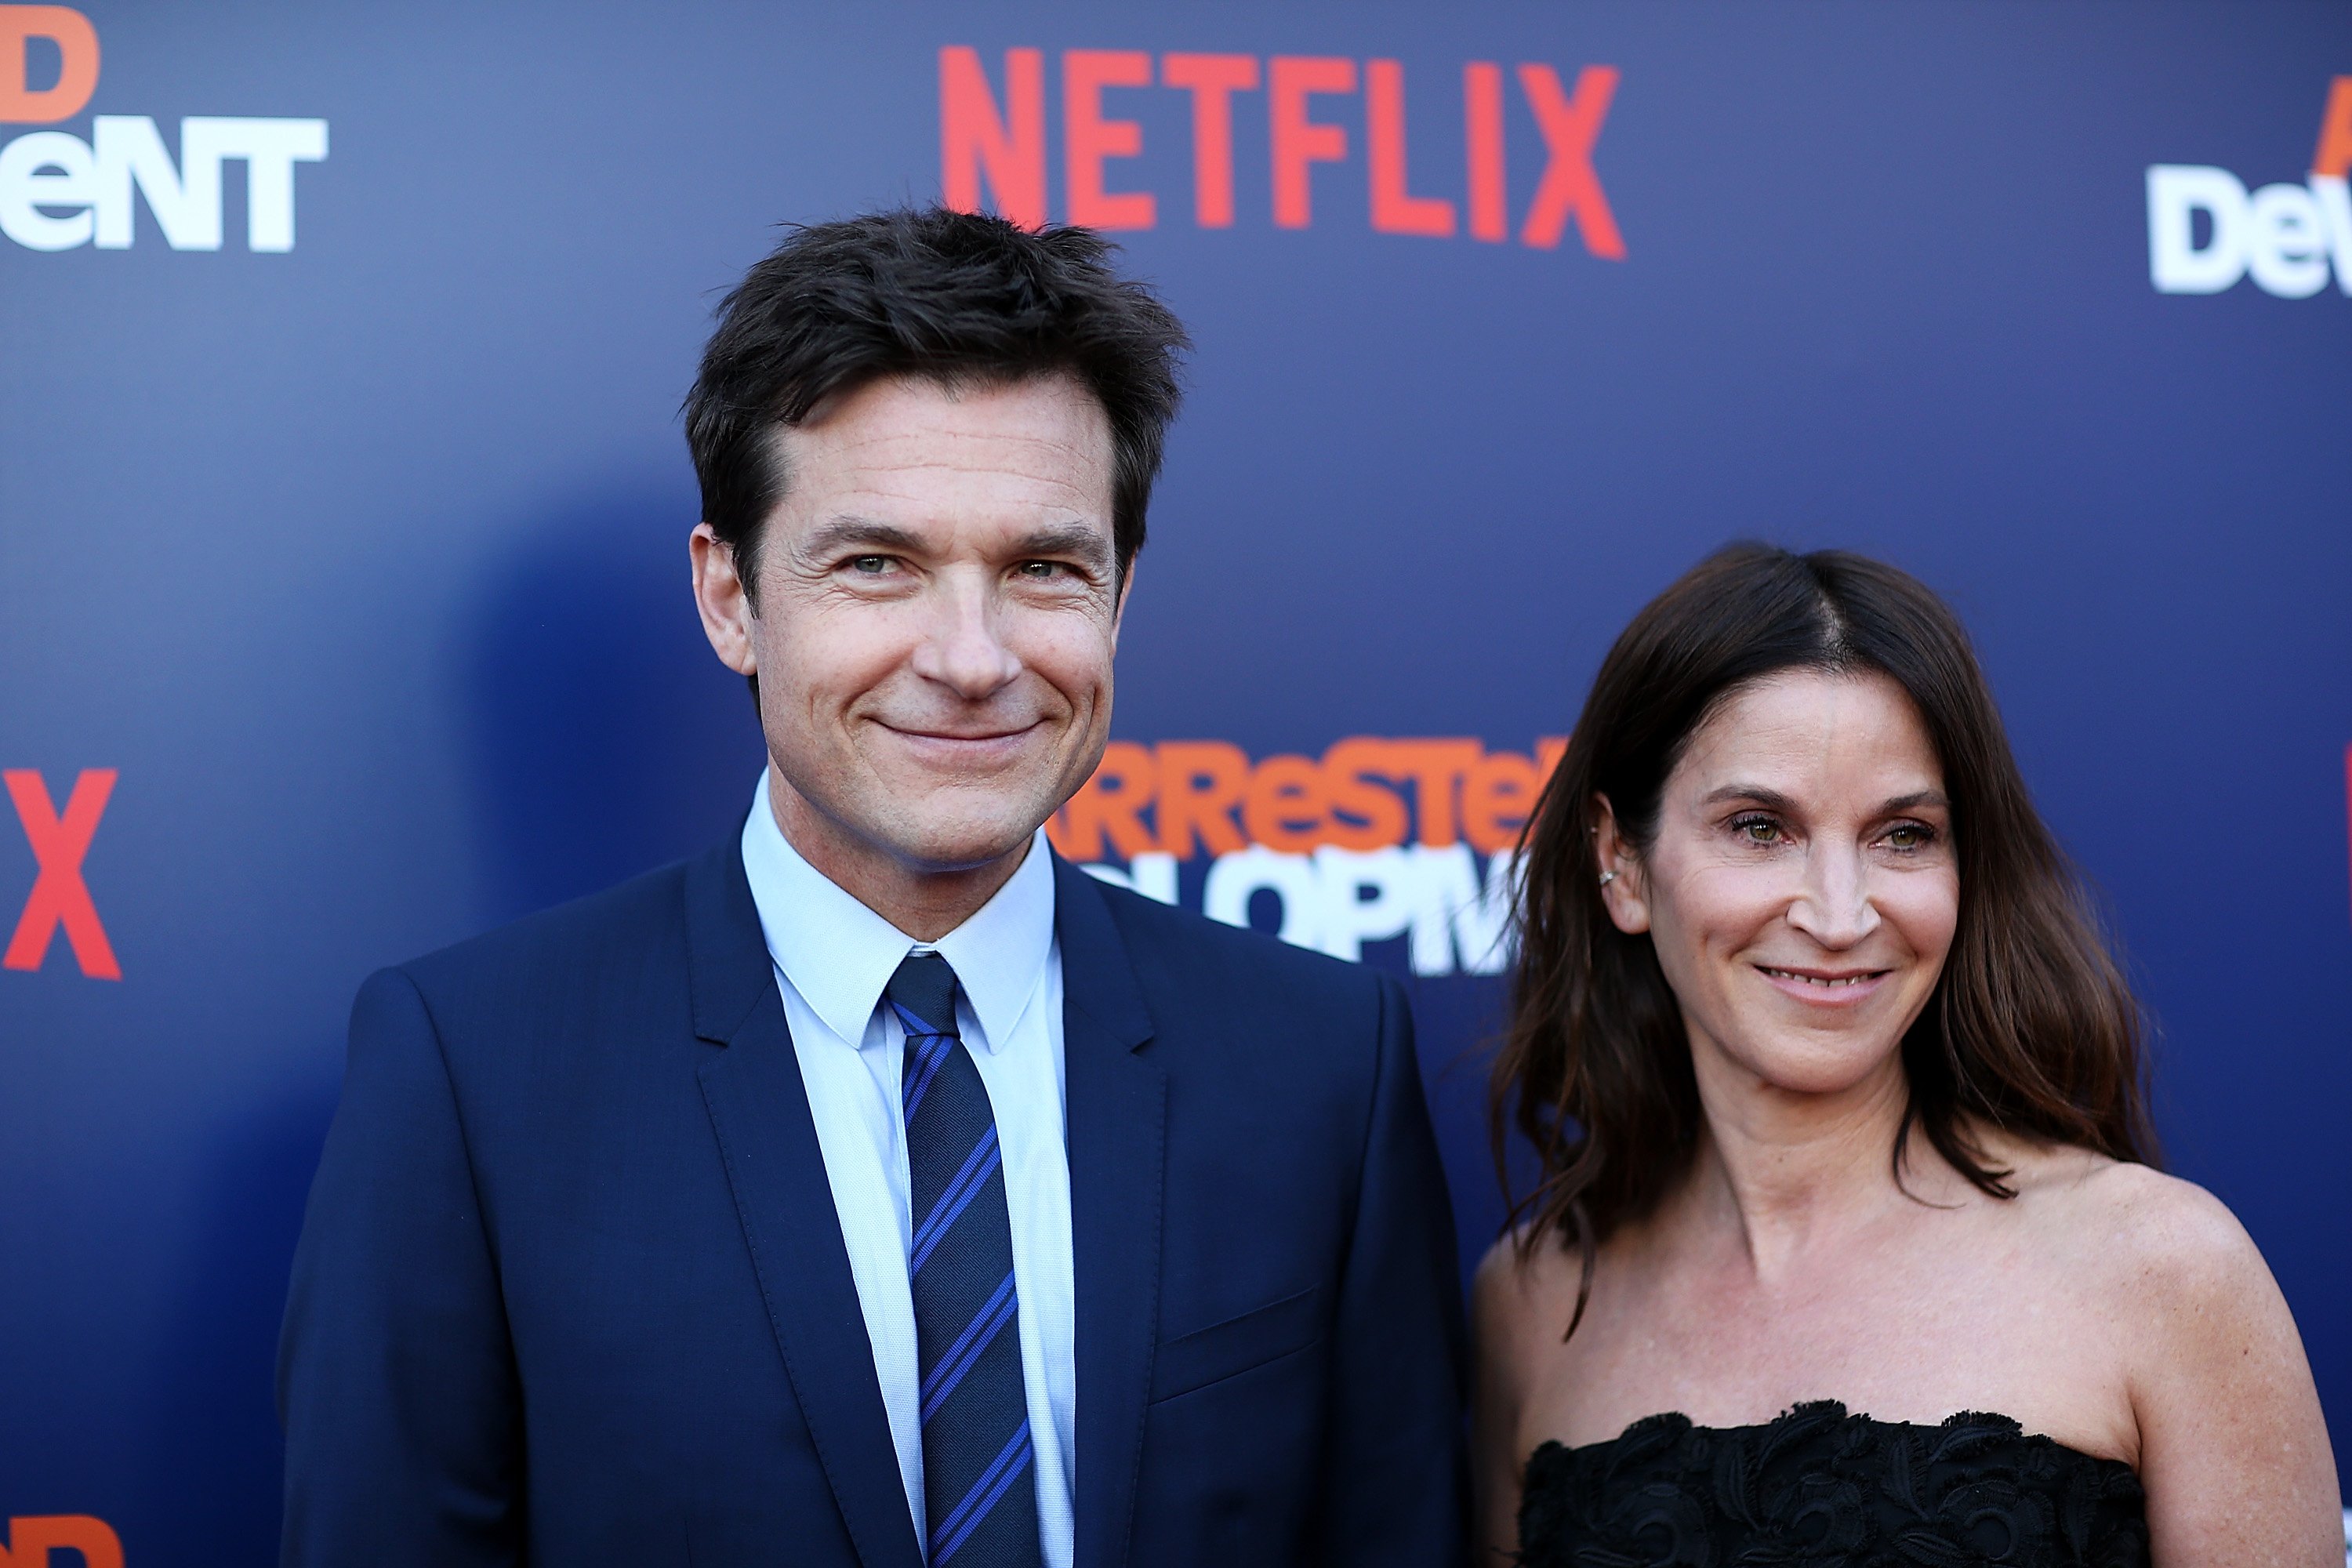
0, 6, 98, 123
2, 1515, 126, 1568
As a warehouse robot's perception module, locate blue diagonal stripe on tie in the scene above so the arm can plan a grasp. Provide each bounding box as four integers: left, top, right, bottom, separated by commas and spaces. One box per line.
929, 1421, 1035, 1566
909, 1128, 1001, 1275
901, 1030, 953, 1122
920, 1269, 1019, 1424
892, 998, 947, 1040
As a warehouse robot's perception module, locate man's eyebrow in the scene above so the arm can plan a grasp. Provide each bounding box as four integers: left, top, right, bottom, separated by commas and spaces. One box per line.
797, 515, 926, 560
1011, 522, 1114, 566
794, 516, 1113, 568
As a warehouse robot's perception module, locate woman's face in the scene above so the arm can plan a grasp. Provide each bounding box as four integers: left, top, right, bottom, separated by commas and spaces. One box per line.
1599, 669, 1960, 1100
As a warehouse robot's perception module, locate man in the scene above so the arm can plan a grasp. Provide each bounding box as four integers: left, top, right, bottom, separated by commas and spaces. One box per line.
279, 208, 1466, 1566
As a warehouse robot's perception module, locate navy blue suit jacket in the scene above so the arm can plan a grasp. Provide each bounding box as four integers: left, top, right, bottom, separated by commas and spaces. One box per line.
279, 839, 1468, 1566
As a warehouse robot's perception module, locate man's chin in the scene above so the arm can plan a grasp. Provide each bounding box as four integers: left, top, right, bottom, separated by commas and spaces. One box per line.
869, 798, 1051, 878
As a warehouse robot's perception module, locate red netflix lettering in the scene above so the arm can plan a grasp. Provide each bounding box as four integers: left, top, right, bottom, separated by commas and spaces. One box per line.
1367, 60, 1454, 237
1464, 61, 1508, 242
939, 45, 1046, 229
1269, 56, 1355, 229
1161, 52, 1256, 228
1518, 63, 1625, 256
938, 46, 1627, 256
4, 768, 118, 980
1064, 49, 1153, 230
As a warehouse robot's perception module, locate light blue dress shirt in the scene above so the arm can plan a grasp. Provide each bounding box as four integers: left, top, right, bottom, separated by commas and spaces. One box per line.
739, 771, 1076, 1568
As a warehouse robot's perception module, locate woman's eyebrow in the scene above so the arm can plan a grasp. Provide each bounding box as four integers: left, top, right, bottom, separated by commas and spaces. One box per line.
1697, 783, 1796, 811
1880, 789, 1950, 812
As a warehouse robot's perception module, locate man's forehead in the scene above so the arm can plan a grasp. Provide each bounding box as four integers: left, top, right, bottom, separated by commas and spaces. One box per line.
771, 374, 1111, 509
789, 371, 1109, 456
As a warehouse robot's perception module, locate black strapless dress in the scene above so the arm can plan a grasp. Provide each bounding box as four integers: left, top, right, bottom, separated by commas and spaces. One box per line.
1518, 1401, 2149, 1567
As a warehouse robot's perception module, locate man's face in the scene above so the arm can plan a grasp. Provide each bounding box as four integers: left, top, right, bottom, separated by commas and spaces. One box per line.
699, 372, 1124, 884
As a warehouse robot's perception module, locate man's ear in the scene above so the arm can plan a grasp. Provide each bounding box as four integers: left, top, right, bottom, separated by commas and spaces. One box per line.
1592, 793, 1650, 935
690, 523, 758, 677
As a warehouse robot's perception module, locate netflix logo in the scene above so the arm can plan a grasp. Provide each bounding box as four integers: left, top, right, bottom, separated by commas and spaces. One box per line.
938, 45, 1626, 257
4, 768, 118, 981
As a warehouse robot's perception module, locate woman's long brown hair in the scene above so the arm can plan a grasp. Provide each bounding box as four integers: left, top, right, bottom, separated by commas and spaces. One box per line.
1491, 543, 2159, 1335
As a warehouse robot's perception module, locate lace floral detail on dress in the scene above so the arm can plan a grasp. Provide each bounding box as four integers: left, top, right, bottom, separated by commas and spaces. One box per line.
1518, 1401, 2149, 1567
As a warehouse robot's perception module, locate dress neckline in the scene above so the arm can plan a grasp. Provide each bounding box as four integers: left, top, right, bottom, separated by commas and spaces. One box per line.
1543, 1399, 2140, 1479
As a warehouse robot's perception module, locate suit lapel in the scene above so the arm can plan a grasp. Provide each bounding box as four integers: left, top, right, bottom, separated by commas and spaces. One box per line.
686, 842, 924, 1568
1054, 858, 1164, 1568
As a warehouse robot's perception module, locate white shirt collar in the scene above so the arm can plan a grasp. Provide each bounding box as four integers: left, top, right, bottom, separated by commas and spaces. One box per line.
739, 769, 1056, 1054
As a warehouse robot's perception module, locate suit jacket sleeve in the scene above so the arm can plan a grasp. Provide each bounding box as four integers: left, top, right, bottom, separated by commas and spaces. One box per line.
1313, 972, 1471, 1567
278, 967, 522, 1566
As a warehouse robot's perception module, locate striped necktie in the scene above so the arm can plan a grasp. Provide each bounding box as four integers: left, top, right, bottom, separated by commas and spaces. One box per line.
887, 953, 1042, 1568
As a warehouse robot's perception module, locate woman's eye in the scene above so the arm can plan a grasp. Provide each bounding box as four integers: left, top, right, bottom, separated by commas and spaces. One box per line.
1735, 817, 1781, 844
1884, 823, 1934, 849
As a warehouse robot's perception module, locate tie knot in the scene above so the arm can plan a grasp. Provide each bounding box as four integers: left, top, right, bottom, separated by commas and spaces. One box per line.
885, 952, 962, 1040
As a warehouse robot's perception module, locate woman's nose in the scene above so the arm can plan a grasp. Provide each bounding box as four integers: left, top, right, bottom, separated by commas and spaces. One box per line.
1786, 845, 1881, 949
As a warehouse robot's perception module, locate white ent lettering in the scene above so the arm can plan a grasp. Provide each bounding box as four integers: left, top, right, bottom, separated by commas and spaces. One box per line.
187, 117, 328, 251
2147, 164, 2249, 294
1, 116, 327, 251
94, 116, 222, 249
0, 131, 97, 250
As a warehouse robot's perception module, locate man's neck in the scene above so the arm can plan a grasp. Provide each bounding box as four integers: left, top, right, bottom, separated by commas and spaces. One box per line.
767, 770, 1030, 942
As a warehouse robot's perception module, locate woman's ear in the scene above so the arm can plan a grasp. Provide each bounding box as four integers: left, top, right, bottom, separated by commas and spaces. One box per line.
1591, 793, 1650, 935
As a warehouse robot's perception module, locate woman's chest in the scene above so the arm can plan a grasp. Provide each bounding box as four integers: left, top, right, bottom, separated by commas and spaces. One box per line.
1515, 1251, 2140, 1466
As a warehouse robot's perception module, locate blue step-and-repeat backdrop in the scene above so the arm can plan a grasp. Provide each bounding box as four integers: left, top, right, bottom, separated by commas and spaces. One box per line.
3, 2, 2347, 1559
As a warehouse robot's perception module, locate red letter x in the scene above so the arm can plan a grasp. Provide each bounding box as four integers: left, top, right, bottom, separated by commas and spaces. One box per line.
1518, 64, 1625, 258
5, 768, 120, 980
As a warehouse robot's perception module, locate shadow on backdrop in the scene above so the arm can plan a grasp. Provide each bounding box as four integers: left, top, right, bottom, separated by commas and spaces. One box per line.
136, 1066, 340, 1566
461, 481, 768, 926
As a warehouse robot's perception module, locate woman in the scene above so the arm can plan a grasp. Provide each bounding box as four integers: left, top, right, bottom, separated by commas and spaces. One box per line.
1475, 544, 2340, 1566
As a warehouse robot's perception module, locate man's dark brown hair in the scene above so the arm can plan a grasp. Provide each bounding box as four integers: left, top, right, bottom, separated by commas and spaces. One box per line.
684, 206, 1189, 604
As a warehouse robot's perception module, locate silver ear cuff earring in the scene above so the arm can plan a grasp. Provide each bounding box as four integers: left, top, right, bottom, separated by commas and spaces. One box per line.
1598, 870, 1619, 887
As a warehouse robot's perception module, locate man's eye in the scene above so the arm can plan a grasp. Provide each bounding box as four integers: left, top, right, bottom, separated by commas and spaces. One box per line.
849, 556, 892, 575
1017, 561, 1063, 579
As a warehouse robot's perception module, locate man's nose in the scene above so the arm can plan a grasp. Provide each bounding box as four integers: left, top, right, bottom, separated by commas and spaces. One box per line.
906, 569, 1023, 700
1787, 844, 1881, 949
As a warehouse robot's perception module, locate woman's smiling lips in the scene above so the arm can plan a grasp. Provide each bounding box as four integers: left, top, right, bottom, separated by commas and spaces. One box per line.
1753, 962, 1893, 1007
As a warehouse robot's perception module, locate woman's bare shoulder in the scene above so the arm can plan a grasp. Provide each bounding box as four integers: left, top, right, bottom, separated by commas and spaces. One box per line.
1472, 1226, 1584, 1358
1991, 1138, 2271, 1311
1993, 1147, 2339, 1552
